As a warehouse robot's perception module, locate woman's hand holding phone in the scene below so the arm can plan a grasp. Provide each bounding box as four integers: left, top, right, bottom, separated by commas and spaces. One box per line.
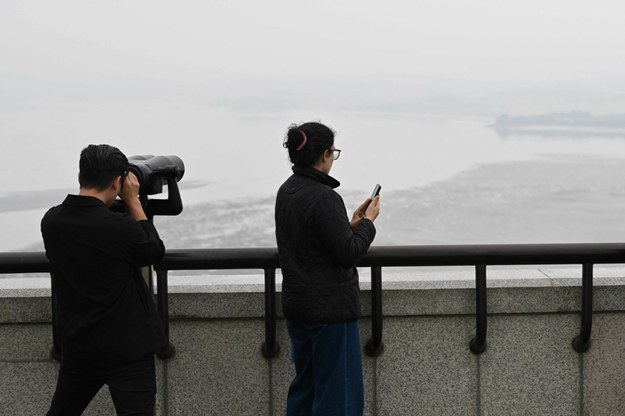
350, 184, 381, 229
365, 194, 380, 222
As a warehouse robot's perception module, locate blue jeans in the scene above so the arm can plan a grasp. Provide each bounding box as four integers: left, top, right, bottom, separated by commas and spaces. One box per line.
286, 320, 364, 416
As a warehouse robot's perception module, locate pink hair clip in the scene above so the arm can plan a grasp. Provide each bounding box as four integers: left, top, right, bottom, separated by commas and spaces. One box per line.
296, 130, 308, 151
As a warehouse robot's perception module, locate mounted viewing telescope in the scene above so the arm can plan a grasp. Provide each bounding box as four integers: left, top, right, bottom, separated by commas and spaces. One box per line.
128, 155, 185, 196
113, 154, 185, 219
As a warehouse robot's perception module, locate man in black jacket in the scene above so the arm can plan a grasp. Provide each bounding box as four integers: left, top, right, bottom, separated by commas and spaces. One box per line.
42, 144, 166, 416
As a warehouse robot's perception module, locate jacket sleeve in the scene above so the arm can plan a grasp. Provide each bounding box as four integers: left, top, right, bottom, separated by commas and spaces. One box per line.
311, 189, 376, 267
121, 218, 166, 267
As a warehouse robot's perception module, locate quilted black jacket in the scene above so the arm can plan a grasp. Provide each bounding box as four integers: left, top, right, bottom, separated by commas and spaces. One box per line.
275, 166, 376, 324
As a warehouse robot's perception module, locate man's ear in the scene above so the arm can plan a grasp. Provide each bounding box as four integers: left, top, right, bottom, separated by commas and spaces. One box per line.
111, 176, 122, 194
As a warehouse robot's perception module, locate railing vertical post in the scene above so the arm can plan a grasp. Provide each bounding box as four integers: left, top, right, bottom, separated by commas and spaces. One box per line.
261, 267, 280, 358
365, 266, 384, 357
470, 264, 488, 354
156, 267, 175, 359
573, 263, 593, 353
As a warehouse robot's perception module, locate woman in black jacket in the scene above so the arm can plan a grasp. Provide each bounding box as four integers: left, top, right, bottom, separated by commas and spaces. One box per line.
275, 121, 380, 416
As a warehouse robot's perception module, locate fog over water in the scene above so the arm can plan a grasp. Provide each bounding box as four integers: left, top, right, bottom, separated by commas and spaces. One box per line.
2, 1, 625, 251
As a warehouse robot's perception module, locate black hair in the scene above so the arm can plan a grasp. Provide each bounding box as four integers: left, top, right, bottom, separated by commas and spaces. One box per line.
78, 144, 129, 191
283, 122, 335, 167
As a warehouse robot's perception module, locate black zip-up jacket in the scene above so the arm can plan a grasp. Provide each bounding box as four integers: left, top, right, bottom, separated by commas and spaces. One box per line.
41, 195, 167, 368
275, 166, 376, 324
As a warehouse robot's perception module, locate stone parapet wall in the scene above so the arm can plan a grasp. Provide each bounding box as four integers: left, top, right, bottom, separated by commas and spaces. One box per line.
1, 266, 625, 415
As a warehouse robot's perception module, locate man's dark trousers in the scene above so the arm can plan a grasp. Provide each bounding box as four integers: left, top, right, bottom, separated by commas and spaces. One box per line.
47, 355, 156, 416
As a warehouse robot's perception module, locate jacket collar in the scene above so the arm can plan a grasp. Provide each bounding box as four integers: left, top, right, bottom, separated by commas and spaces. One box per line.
292, 166, 340, 189
63, 194, 108, 207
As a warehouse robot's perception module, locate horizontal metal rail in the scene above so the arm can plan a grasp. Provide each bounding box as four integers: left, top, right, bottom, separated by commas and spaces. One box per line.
0, 252, 50, 274
2, 243, 625, 359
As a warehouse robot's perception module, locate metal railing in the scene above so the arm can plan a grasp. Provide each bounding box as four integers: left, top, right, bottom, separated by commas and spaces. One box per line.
153, 248, 280, 359
2, 243, 625, 360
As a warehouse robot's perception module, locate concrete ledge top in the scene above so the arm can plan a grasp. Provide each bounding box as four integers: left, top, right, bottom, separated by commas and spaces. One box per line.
2, 265, 624, 297
2, 266, 625, 322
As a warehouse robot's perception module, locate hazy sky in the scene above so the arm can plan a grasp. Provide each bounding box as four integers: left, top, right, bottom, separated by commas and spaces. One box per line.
2, 0, 625, 114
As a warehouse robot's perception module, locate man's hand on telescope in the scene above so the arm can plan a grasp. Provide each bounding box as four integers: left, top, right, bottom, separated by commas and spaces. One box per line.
119, 172, 148, 221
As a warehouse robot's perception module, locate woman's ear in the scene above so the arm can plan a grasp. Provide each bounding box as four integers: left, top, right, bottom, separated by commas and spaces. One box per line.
322, 149, 332, 163
315, 150, 328, 166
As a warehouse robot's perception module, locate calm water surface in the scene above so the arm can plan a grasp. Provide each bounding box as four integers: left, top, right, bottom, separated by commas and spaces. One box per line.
2, 103, 625, 251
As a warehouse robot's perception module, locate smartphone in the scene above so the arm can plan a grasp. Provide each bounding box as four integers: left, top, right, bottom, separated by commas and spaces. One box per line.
371, 184, 381, 199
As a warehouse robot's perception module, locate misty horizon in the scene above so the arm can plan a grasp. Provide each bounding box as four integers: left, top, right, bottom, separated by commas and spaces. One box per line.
3, 73, 625, 117
3, 1, 625, 118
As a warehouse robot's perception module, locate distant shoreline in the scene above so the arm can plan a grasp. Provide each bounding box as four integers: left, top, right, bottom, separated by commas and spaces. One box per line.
493, 111, 625, 138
